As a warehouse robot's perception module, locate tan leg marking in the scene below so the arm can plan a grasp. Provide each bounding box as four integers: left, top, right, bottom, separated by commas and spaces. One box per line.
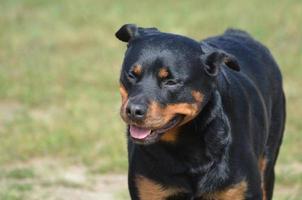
136, 175, 186, 200
203, 181, 248, 200
259, 156, 267, 200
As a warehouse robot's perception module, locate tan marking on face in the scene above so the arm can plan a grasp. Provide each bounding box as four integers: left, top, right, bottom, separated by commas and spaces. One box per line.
136, 175, 186, 200
192, 90, 204, 102
203, 181, 247, 200
145, 101, 200, 129
133, 65, 142, 76
119, 84, 128, 104
119, 84, 129, 120
160, 127, 179, 142
158, 68, 169, 79
259, 156, 267, 200
160, 91, 204, 126
145, 91, 203, 143
166, 103, 199, 116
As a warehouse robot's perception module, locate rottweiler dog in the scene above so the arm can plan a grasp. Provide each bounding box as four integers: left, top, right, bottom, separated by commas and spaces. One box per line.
115, 24, 286, 200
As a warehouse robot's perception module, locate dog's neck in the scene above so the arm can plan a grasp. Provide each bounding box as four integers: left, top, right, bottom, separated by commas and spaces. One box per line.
191, 90, 231, 155
185, 90, 232, 196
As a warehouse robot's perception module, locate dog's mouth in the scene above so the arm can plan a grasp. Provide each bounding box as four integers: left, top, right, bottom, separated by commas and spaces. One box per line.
128, 115, 183, 144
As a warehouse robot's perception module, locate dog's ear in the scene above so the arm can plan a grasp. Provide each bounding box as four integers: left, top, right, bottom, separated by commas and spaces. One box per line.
115, 24, 139, 42
115, 24, 159, 43
201, 42, 240, 76
202, 51, 240, 76
201, 43, 240, 76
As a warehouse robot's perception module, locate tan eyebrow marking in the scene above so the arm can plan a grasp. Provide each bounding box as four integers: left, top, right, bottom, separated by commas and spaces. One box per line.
132, 65, 142, 76
158, 68, 169, 79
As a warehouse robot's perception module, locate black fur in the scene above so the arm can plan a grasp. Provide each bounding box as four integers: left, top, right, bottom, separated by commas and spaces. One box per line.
116, 24, 286, 200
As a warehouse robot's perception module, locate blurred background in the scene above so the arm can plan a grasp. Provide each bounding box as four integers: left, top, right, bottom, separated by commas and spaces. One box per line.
0, 0, 301, 199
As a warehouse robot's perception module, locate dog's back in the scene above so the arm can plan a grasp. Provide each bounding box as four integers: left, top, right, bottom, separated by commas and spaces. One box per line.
203, 30, 286, 199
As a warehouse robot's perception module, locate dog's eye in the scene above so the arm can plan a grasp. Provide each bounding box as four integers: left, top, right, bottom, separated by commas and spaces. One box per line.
164, 80, 177, 86
162, 79, 182, 88
127, 71, 137, 81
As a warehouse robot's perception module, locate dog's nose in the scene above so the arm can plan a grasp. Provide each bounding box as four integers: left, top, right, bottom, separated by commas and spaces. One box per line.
126, 103, 147, 120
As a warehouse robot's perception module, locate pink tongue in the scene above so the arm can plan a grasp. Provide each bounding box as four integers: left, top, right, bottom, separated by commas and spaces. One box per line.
129, 125, 152, 139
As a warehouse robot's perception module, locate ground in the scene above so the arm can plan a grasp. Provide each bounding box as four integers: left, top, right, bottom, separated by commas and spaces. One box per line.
1, 159, 301, 199
0, 159, 302, 200
0, 159, 128, 200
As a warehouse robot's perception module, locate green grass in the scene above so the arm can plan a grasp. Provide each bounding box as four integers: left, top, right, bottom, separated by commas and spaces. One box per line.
0, 0, 301, 199
5, 168, 35, 180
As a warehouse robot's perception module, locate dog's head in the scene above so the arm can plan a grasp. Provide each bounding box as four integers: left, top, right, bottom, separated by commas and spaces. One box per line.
116, 24, 239, 145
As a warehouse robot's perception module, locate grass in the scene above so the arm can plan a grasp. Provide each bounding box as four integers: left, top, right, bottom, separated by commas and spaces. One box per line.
0, 0, 301, 199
